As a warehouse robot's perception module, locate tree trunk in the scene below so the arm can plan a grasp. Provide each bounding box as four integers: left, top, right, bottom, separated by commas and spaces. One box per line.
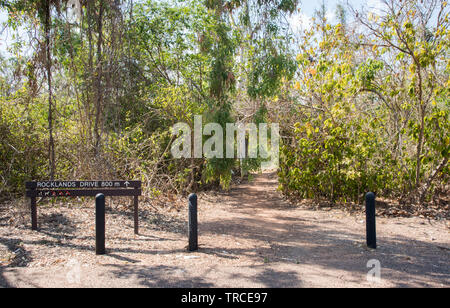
45, 0, 55, 180
419, 157, 448, 204
415, 109, 425, 188
93, 0, 105, 155
415, 66, 426, 188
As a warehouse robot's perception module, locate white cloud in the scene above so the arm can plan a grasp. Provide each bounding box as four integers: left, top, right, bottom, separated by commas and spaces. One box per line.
366, 0, 385, 15
326, 9, 336, 24
289, 8, 337, 32
289, 12, 312, 32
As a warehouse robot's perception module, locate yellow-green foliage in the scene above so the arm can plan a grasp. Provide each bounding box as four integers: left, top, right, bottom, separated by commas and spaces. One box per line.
279, 4, 449, 203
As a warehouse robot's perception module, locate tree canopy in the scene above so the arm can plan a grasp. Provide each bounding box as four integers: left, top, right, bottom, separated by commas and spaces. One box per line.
0, 0, 448, 208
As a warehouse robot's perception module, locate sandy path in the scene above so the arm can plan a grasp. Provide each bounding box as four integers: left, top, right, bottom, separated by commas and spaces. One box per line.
1, 172, 449, 288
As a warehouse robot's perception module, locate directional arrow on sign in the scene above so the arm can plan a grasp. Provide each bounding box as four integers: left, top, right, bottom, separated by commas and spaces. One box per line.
124, 181, 130, 187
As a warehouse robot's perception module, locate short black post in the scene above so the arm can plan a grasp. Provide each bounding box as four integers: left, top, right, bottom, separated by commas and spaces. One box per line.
96, 193, 106, 255
31, 194, 37, 231
366, 192, 377, 249
133, 194, 139, 235
188, 193, 198, 251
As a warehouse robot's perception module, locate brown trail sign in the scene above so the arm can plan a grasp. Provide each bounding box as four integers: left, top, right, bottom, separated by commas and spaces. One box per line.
25, 180, 142, 234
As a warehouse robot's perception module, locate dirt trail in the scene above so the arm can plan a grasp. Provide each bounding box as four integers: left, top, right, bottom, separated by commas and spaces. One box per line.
1, 172, 449, 288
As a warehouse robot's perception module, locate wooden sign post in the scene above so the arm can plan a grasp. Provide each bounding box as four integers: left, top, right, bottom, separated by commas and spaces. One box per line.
25, 180, 142, 234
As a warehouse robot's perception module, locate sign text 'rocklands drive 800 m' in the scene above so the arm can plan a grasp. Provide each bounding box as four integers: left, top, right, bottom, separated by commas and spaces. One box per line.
26, 180, 141, 189
25, 180, 142, 234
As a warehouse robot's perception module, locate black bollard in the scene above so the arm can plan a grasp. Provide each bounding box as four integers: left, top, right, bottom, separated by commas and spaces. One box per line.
366, 192, 377, 249
96, 193, 106, 255
188, 193, 198, 251
31, 194, 37, 231
133, 194, 139, 235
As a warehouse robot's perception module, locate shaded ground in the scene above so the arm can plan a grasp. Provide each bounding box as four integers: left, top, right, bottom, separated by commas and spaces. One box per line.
0, 172, 449, 288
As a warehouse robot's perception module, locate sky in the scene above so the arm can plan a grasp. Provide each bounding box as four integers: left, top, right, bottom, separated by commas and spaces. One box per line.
299, 0, 381, 15
0, 0, 383, 58
0, 9, 9, 56
290, 0, 384, 30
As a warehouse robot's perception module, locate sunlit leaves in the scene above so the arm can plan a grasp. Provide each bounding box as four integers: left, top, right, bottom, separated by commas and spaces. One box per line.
280, 0, 449, 203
